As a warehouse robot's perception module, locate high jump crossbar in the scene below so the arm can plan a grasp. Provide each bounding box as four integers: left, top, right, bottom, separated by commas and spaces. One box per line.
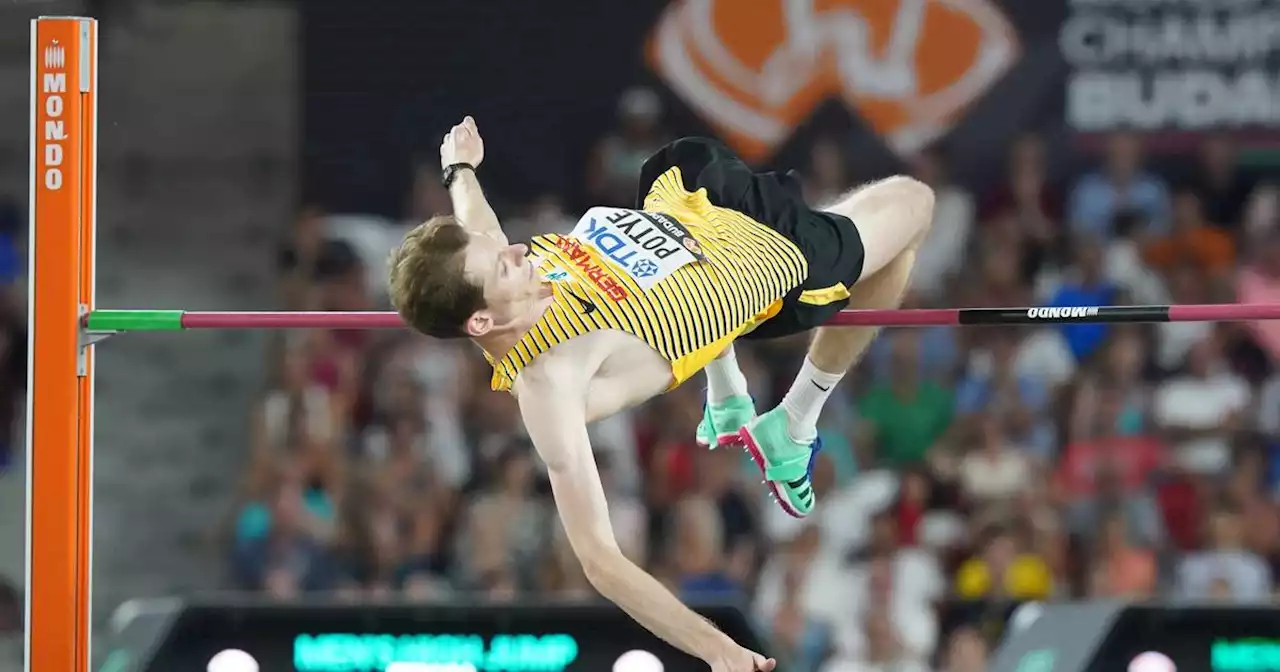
79, 303, 1280, 332
26, 13, 1280, 672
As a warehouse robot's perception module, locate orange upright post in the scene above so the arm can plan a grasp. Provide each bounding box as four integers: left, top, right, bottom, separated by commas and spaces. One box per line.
28, 16, 96, 672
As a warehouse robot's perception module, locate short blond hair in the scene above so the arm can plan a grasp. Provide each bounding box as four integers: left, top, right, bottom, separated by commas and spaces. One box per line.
388, 215, 485, 338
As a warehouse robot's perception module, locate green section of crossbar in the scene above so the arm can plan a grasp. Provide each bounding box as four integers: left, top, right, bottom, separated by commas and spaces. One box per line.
84, 310, 185, 332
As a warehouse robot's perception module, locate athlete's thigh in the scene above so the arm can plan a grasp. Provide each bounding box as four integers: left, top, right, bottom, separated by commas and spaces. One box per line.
822, 176, 934, 282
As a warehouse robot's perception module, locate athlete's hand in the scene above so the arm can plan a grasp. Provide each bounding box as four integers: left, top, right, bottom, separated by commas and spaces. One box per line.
708, 646, 776, 672
441, 116, 485, 169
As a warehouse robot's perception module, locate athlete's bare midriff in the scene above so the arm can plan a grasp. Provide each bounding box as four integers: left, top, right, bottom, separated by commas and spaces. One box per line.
509, 329, 675, 423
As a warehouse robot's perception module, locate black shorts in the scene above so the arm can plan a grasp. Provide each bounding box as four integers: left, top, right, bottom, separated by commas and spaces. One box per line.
635, 137, 865, 340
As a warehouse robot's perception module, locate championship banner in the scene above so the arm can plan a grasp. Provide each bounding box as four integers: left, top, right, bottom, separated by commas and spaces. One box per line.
1061, 0, 1280, 138
646, 0, 1022, 162
100, 600, 766, 672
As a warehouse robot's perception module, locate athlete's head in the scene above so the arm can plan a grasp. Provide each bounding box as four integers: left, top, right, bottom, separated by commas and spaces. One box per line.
388, 215, 539, 339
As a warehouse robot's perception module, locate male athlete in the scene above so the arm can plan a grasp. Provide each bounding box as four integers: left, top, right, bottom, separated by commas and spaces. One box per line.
388, 117, 934, 672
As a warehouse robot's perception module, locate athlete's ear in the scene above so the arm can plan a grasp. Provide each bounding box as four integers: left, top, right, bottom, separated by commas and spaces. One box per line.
464, 310, 493, 338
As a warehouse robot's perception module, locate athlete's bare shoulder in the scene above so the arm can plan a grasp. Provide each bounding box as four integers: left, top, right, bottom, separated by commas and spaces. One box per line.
510, 330, 671, 422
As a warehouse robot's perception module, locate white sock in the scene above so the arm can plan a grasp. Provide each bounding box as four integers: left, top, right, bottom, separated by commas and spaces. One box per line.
704, 346, 750, 403
781, 358, 844, 443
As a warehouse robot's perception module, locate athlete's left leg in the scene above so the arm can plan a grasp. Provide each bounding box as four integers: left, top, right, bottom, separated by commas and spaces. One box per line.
695, 344, 756, 448
740, 176, 935, 518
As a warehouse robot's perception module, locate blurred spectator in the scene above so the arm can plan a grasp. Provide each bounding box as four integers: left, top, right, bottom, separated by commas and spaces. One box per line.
505, 193, 576, 242
911, 146, 974, 302
586, 87, 671, 206
954, 526, 1053, 601
460, 446, 552, 594
231, 460, 338, 596
938, 626, 989, 672
1087, 512, 1156, 599
1068, 131, 1171, 237
406, 161, 455, 223
980, 133, 1063, 228
959, 416, 1032, 503
1104, 211, 1169, 306
802, 138, 852, 207
1176, 508, 1272, 603
1237, 230, 1280, 365
1155, 265, 1214, 372
754, 524, 842, 672
1188, 133, 1254, 230
671, 497, 742, 600
1143, 189, 1236, 281
857, 331, 954, 468
955, 330, 1054, 459
1046, 235, 1119, 362
1154, 333, 1249, 476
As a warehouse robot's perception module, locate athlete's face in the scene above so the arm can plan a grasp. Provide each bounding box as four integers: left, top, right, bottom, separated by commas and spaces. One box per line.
461, 232, 540, 336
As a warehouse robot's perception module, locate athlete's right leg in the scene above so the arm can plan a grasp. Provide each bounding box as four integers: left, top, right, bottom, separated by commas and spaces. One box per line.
741, 176, 935, 518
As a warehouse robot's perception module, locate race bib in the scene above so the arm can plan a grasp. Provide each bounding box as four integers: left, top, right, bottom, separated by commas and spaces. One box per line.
566, 207, 705, 290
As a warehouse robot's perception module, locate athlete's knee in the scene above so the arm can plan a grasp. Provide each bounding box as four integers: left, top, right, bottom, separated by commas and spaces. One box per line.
879, 175, 935, 248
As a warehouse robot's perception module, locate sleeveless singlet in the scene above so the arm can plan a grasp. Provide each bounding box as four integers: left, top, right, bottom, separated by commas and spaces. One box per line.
486, 167, 809, 392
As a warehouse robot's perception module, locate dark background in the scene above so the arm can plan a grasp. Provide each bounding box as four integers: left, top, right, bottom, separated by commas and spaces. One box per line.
300, 0, 1071, 218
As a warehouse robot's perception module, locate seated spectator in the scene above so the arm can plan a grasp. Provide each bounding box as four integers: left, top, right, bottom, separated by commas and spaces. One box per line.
1087, 512, 1157, 599
1176, 508, 1272, 603
695, 448, 758, 583
231, 461, 338, 596
1236, 229, 1280, 365
754, 524, 841, 672
252, 346, 335, 456
1012, 328, 1077, 392
671, 496, 741, 601
954, 526, 1053, 601
858, 331, 955, 468
1104, 211, 1170, 305
1188, 132, 1254, 231
910, 145, 974, 303
828, 511, 943, 664
1143, 189, 1236, 280
1058, 421, 1167, 549
1068, 131, 1170, 238
1046, 235, 1120, 362
801, 137, 852, 207
955, 329, 1053, 458
585, 87, 671, 206
980, 132, 1063, 239
460, 446, 551, 594
504, 193, 575, 243
1155, 265, 1215, 372
1154, 333, 1250, 476
938, 625, 989, 672
397, 506, 453, 599
959, 416, 1032, 503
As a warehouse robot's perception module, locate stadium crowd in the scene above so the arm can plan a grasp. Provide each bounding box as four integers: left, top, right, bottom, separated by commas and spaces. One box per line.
229, 88, 1280, 672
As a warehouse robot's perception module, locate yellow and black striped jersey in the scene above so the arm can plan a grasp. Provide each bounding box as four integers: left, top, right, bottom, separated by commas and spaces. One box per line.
486, 166, 809, 392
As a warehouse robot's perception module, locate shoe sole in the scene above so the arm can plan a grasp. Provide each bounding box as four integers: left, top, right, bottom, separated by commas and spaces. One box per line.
696, 432, 744, 450
737, 426, 806, 519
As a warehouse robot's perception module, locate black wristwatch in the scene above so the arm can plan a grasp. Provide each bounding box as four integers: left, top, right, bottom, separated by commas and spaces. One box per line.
441, 162, 475, 189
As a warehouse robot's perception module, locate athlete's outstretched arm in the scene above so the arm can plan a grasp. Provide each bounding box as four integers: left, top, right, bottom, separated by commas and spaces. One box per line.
515, 365, 774, 672
440, 116, 507, 243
